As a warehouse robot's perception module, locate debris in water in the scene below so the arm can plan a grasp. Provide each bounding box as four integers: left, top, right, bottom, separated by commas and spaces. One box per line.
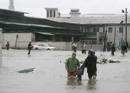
17, 68, 35, 73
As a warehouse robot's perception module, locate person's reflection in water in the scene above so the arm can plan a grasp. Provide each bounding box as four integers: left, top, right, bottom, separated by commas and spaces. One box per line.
27, 54, 32, 57
67, 77, 82, 86
87, 79, 96, 90
67, 77, 77, 86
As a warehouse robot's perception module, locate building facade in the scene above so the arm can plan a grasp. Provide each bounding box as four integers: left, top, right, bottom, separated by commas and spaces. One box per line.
0, 8, 130, 50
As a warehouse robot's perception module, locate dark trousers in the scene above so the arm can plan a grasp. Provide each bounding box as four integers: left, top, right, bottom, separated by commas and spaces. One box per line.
88, 71, 97, 79
77, 74, 82, 81
111, 51, 114, 56
73, 47, 77, 52
28, 49, 31, 55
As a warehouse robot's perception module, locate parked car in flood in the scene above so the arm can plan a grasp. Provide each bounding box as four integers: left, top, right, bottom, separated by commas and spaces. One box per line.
32, 43, 56, 50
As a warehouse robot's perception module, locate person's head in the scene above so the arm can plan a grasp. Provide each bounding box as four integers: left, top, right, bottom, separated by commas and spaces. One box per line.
88, 49, 95, 56
72, 52, 76, 58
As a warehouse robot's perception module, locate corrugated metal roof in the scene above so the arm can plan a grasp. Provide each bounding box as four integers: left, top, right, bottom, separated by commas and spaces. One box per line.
35, 32, 83, 36
0, 21, 62, 29
0, 8, 28, 14
47, 15, 130, 24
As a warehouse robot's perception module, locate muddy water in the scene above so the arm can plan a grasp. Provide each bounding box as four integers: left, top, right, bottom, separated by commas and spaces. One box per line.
0, 50, 130, 93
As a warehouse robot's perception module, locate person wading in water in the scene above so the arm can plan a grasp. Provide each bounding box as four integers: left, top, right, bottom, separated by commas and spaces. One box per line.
65, 53, 80, 80
81, 50, 97, 81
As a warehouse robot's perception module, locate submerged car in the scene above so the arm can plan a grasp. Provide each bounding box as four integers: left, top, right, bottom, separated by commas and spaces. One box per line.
32, 43, 56, 50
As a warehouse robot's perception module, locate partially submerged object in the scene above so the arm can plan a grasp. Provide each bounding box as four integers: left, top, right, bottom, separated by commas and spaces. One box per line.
17, 68, 35, 73
79, 58, 120, 64
97, 58, 120, 64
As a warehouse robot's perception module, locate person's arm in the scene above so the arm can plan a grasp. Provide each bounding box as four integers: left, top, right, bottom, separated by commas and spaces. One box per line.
65, 59, 69, 71
81, 58, 87, 68
77, 59, 80, 66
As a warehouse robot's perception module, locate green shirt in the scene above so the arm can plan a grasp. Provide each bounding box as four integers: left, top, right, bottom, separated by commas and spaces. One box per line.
65, 57, 80, 72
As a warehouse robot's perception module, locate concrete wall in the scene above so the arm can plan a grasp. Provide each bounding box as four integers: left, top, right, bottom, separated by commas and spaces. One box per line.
32, 42, 104, 51
2, 33, 103, 50
1, 32, 104, 50
127, 26, 130, 44
48, 42, 72, 50
2, 33, 33, 48
33, 42, 72, 50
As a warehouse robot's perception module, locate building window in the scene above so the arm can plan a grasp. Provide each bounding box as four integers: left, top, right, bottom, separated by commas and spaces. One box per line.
82, 27, 86, 32
85, 27, 87, 32
80, 26, 82, 32
93, 27, 99, 32
86, 27, 90, 32
99, 27, 103, 32
119, 27, 123, 33
108, 27, 112, 33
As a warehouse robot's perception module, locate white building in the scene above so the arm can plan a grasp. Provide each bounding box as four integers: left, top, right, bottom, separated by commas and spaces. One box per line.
46, 8, 130, 49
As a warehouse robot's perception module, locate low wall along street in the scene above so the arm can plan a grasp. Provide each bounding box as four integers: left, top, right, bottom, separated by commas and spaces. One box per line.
2, 33, 103, 50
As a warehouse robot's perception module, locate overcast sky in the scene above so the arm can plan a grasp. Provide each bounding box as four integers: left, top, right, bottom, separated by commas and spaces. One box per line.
0, 0, 130, 18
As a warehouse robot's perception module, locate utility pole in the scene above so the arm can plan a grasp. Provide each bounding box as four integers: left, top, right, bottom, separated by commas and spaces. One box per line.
114, 26, 116, 44
103, 25, 107, 51
120, 20, 124, 41
122, 8, 128, 47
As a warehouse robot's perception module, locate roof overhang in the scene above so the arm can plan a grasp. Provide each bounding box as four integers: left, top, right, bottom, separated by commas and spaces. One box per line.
35, 32, 54, 36
0, 8, 29, 14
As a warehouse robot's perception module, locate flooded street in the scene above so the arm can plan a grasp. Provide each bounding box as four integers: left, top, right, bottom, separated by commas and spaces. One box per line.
0, 49, 130, 93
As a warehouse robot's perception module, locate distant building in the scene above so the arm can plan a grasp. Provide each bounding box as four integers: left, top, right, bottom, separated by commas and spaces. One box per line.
0, 8, 82, 49
45, 8, 60, 18
69, 9, 81, 17
0, 8, 130, 50
46, 8, 130, 49
8, 0, 15, 10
